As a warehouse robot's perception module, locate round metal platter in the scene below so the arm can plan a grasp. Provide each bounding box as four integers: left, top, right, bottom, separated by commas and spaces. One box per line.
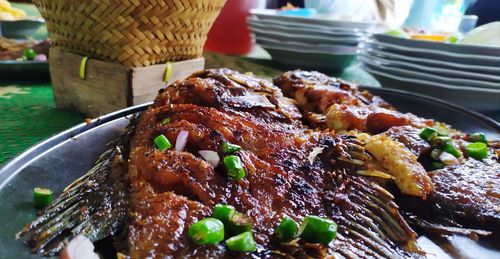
0, 87, 498, 258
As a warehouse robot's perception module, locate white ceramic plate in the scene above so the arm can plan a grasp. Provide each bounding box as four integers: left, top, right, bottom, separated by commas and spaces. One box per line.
373, 33, 500, 57
360, 51, 500, 85
256, 36, 358, 54
0, 18, 44, 39
360, 47, 500, 75
249, 26, 360, 45
247, 17, 368, 36
362, 66, 500, 111
360, 57, 500, 90
365, 40, 500, 67
250, 9, 376, 29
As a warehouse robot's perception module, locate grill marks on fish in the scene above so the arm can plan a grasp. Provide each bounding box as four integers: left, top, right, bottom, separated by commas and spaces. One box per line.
384, 126, 432, 158
19, 69, 423, 258
123, 69, 420, 257
273, 70, 432, 134
127, 191, 220, 258
399, 158, 500, 235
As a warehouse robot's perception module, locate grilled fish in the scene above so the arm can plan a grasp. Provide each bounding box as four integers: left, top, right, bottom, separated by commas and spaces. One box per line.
274, 69, 500, 238
18, 69, 499, 258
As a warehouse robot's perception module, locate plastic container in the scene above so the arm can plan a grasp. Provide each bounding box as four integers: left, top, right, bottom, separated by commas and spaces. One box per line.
204, 0, 265, 55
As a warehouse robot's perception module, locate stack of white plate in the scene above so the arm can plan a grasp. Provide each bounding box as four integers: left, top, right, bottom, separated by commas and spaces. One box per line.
360, 34, 500, 111
248, 9, 375, 72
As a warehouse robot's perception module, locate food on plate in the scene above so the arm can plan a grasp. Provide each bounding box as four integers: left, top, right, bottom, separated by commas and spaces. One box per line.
385, 28, 411, 39
17, 69, 499, 258
0, 0, 26, 21
0, 37, 49, 61
273, 70, 499, 233
32, 187, 53, 209
386, 22, 500, 47
459, 21, 500, 47
60, 235, 99, 259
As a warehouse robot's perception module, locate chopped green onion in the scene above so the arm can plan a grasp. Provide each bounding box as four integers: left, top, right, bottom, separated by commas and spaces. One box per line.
437, 130, 449, 136
212, 204, 236, 224
298, 215, 338, 244
223, 155, 246, 180
419, 127, 438, 141
33, 187, 53, 209
188, 218, 224, 245
225, 231, 256, 252
23, 48, 37, 60
470, 133, 487, 144
431, 161, 445, 170
466, 142, 488, 160
154, 134, 172, 152
222, 142, 241, 154
228, 212, 253, 235
160, 117, 171, 125
443, 143, 462, 158
275, 217, 298, 241
429, 136, 452, 148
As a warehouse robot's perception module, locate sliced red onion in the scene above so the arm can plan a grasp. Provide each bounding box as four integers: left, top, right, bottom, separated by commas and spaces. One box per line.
61, 235, 99, 259
439, 151, 458, 165
198, 150, 220, 167
34, 54, 47, 61
175, 130, 189, 151
307, 146, 325, 165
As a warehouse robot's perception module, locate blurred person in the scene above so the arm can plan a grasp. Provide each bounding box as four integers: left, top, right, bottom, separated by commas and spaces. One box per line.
268, 0, 411, 28
466, 0, 500, 26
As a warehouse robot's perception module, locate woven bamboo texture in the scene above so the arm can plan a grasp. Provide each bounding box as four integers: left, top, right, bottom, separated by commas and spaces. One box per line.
32, 0, 226, 67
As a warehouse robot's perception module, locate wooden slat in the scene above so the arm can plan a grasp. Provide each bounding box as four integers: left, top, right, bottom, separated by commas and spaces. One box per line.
50, 48, 129, 117
50, 48, 204, 117
130, 57, 204, 104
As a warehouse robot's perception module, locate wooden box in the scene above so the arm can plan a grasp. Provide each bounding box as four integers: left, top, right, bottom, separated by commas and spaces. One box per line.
49, 48, 205, 117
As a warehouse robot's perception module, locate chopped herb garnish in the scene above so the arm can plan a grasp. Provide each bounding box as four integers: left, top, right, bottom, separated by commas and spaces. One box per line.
225, 232, 256, 252
212, 204, 236, 224
188, 218, 224, 245
442, 143, 462, 158
33, 187, 53, 209
160, 117, 171, 125
275, 216, 298, 241
419, 127, 438, 141
222, 141, 241, 154
429, 136, 452, 148
154, 134, 172, 151
223, 155, 246, 180
298, 215, 338, 244
227, 212, 253, 235
431, 161, 446, 170
466, 142, 488, 160
470, 133, 487, 144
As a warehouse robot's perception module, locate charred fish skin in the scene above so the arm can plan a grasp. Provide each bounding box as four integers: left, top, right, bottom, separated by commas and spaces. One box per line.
273, 70, 432, 134
20, 68, 425, 258
125, 69, 420, 258
399, 158, 500, 236
274, 70, 499, 241
16, 118, 137, 256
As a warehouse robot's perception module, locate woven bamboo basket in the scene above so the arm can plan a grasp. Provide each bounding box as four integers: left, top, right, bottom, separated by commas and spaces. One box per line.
32, 0, 226, 67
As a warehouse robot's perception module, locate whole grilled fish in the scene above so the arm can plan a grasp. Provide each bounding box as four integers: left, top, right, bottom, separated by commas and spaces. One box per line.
274, 70, 500, 237
18, 69, 498, 258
